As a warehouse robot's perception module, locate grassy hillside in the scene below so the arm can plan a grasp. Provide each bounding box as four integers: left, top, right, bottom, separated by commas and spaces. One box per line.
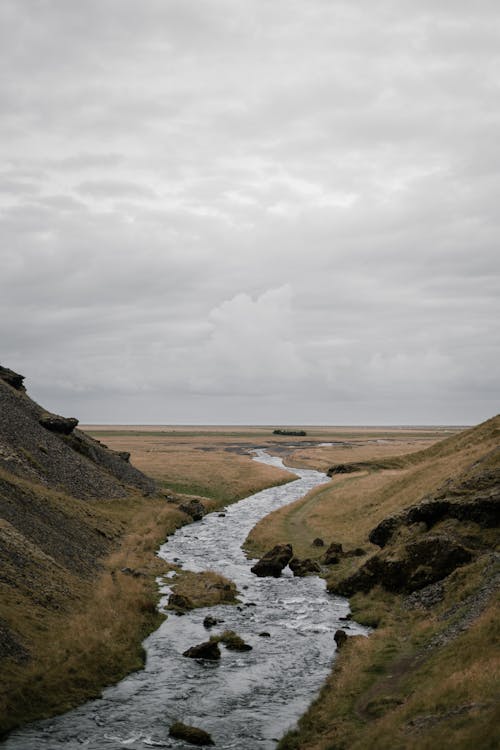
245, 416, 500, 749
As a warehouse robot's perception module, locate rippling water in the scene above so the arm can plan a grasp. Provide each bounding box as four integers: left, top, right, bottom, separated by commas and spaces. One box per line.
3, 451, 367, 750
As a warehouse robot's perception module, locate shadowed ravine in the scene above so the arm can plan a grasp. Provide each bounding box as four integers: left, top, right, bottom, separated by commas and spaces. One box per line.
3, 451, 368, 750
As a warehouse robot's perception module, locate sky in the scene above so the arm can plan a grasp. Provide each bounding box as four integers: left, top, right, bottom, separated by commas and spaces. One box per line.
1, 0, 499, 425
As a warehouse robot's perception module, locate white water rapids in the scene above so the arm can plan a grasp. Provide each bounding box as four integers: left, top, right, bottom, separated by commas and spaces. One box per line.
3, 450, 368, 749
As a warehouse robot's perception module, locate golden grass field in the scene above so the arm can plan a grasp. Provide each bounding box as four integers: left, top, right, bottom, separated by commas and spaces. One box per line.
83, 423, 451, 500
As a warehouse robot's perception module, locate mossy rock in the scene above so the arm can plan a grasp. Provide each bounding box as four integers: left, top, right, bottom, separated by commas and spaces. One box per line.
212, 629, 252, 651
169, 721, 215, 745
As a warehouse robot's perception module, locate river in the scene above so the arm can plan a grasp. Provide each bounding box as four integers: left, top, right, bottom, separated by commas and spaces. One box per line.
3, 450, 368, 750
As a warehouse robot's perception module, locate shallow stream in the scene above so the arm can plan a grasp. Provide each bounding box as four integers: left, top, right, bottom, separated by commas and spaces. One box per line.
3, 450, 367, 749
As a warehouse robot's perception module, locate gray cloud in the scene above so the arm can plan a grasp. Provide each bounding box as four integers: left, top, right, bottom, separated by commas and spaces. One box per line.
1, 0, 499, 424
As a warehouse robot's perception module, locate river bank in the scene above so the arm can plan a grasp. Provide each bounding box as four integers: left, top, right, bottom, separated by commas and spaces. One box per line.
3, 451, 369, 749
0, 427, 294, 738
246, 417, 499, 750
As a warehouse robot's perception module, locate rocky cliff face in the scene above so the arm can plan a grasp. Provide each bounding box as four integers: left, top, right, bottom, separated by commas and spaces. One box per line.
0, 367, 155, 499
0, 366, 156, 664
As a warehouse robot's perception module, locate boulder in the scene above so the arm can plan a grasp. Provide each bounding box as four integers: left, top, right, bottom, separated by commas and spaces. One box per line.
334, 629, 348, 649
312, 537, 324, 547
118, 451, 130, 462
215, 630, 253, 651
327, 463, 360, 476
169, 721, 215, 746
323, 541, 343, 565
203, 615, 220, 629
182, 641, 221, 660
179, 500, 206, 521
250, 543, 293, 577
0, 365, 25, 391
289, 557, 321, 577
167, 593, 193, 611
39, 412, 79, 435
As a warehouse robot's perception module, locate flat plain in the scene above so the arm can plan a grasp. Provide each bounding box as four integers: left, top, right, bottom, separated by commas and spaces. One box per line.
83, 424, 454, 500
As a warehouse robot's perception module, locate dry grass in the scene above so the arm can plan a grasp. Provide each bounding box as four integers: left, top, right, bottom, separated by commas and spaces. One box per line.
166, 569, 238, 609
283, 432, 450, 472
245, 421, 497, 565
87, 430, 296, 503
256, 417, 500, 750
0, 492, 186, 735
279, 564, 499, 750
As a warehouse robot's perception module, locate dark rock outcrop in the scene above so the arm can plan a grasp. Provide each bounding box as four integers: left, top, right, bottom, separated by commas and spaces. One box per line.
0, 369, 156, 499
0, 366, 25, 391
250, 543, 293, 577
289, 557, 321, 576
323, 541, 343, 565
273, 429, 307, 436
169, 721, 215, 746
334, 629, 348, 649
369, 478, 500, 549
39, 412, 79, 435
327, 463, 361, 476
333, 534, 473, 596
183, 641, 221, 660
179, 500, 206, 521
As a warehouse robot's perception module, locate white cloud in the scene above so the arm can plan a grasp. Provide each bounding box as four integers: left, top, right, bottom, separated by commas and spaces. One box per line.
188, 286, 307, 395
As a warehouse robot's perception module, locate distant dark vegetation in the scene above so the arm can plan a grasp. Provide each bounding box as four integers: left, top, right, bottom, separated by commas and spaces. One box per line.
273, 429, 307, 437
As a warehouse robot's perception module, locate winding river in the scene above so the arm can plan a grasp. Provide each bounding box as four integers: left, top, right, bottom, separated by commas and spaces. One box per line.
3, 451, 367, 750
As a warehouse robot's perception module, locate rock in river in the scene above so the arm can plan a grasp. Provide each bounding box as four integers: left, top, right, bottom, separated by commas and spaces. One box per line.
203, 615, 220, 629
182, 641, 221, 660
167, 593, 193, 611
250, 543, 293, 577
169, 721, 215, 746
179, 500, 206, 521
289, 557, 321, 577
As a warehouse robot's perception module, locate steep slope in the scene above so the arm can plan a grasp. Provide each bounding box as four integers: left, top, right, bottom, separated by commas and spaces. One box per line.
0, 367, 168, 735
0, 365, 155, 499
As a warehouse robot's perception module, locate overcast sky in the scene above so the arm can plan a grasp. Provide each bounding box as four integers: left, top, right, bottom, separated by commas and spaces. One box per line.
1, 0, 499, 425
